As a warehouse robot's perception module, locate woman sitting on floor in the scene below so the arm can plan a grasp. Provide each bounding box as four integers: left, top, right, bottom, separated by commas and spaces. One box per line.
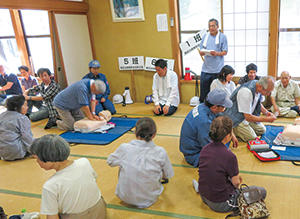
210, 65, 236, 98
193, 116, 267, 212
0, 95, 33, 161
31, 134, 107, 219
107, 117, 174, 208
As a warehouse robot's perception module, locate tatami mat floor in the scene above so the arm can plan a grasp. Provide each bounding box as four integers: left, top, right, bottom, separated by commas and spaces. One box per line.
0, 102, 299, 219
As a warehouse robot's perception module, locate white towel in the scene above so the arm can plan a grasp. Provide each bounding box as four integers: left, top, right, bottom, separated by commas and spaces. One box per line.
158, 71, 172, 96
202, 31, 220, 49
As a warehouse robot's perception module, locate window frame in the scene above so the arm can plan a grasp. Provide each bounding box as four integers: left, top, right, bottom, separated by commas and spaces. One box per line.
176, 0, 223, 79
19, 9, 54, 74
0, 0, 89, 77
171, 0, 295, 81
277, 0, 300, 81
0, 0, 90, 84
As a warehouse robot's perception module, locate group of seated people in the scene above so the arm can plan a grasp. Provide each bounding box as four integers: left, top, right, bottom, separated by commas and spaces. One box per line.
0, 60, 116, 129
0, 58, 178, 218
0, 59, 122, 159
180, 63, 300, 168
178, 62, 300, 212
0, 60, 119, 218
0, 59, 299, 217
0, 94, 173, 218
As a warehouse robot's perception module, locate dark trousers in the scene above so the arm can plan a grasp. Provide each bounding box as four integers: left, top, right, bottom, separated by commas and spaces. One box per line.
154, 104, 177, 116
27, 99, 43, 115
95, 99, 116, 115
200, 186, 267, 213
0, 94, 6, 106
200, 72, 218, 103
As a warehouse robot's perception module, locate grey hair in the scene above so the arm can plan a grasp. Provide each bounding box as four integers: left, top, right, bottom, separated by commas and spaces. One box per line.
257, 76, 275, 89
209, 18, 219, 26
94, 80, 106, 93
30, 134, 70, 162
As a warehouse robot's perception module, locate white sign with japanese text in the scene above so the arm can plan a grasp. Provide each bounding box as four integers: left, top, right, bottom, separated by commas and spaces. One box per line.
179, 29, 207, 55
144, 57, 175, 72
118, 56, 144, 70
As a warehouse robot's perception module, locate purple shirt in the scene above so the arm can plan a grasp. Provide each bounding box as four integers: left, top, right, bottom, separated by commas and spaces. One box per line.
21, 75, 38, 90
198, 141, 239, 202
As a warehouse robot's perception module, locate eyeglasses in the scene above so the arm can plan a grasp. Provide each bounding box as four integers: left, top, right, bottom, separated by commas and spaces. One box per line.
263, 88, 272, 95
209, 25, 217, 28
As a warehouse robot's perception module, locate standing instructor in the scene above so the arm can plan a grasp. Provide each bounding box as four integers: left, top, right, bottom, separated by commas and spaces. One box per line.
198, 18, 228, 102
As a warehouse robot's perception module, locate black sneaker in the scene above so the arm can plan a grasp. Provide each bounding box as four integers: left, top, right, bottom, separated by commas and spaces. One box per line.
44, 118, 57, 129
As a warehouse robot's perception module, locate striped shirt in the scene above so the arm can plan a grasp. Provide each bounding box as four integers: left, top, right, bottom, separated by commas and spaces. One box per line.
28, 80, 60, 118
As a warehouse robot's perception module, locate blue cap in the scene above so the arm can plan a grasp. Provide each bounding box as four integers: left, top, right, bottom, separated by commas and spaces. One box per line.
207, 89, 232, 108
88, 60, 100, 68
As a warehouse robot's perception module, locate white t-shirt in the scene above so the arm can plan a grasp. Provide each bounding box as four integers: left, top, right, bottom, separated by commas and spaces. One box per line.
41, 158, 101, 215
237, 87, 265, 124
210, 79, 236, 98
107, 139, 174, 208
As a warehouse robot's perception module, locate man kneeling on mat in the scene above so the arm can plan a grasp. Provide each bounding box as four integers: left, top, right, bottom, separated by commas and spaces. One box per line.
53, 79, 106, 131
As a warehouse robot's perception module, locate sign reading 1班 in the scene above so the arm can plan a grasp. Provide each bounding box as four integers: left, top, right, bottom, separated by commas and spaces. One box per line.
118, 56, 144, 70
179, 29, 207, 55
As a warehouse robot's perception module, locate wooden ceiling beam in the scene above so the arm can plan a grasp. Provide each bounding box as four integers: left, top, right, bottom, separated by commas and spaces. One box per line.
0, 0, 89, 13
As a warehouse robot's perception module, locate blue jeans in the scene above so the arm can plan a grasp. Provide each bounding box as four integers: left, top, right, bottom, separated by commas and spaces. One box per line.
0, 94, 18, 106
29, 106, 49, 122
200, 72, 218, 103
95, 99, 116, 115
0, 94, 7, 106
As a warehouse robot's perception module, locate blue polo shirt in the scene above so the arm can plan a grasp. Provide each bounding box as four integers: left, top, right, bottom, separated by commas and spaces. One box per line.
179, 103, 216, 167
53, 79, 92, 111
21, 75, 38, 90
0, 73, 22, 95
199, 32, 228, 73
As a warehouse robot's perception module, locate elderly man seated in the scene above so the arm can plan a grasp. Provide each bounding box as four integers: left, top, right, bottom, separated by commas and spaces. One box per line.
270, 71, 300, 117
224, 76, 277, 142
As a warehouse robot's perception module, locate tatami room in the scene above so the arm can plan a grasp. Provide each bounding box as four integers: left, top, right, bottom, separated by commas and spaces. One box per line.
1, 0, 300, 219
1, 103, 300, 219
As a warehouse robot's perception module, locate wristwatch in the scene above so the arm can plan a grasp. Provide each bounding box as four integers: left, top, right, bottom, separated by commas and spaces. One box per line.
92, 112, 96, 115
29, 96, 32, 100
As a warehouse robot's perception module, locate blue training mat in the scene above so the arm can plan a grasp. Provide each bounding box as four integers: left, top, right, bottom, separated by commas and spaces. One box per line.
60, 117, 139, 145
261, 125, 300, 161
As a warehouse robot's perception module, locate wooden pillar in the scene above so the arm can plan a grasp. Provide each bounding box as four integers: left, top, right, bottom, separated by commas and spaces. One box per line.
169, 0, 182, 102
268, 0, 280, 78
10, 10, 30, 71
130, 70, 137, 102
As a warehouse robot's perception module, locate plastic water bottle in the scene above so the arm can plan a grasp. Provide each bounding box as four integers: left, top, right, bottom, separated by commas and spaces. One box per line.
20, 208, 28, 218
